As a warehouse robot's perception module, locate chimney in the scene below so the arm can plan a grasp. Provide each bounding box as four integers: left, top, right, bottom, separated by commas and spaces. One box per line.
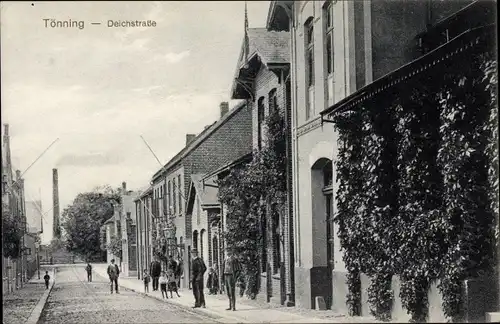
4, 124, 9, 137
52, 168, 60, 239
122, 181, 127, 192
220, 102, 229, 118
16, 170, 21, 180
186, 134, 196, 146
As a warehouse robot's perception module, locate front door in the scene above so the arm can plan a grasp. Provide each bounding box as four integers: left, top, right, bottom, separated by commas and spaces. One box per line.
325, 193, 334, 309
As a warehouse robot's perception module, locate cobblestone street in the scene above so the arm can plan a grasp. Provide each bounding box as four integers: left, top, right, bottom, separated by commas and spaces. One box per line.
38, 267, 220, 323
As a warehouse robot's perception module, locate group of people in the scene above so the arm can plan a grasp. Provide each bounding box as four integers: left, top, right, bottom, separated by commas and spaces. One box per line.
143, 255, 181, 299
102, 248, 244, 312
190, 248, 242, 311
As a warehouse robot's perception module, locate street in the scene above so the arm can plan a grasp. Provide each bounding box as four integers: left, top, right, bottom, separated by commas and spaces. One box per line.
38, 266, 220, 323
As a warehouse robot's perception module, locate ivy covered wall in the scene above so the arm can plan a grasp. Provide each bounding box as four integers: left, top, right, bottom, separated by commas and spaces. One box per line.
331, 31, 498, 322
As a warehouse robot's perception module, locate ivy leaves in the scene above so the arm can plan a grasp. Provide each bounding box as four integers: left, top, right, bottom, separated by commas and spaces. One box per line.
332, 46, 497, 322
218, 107, 287, 299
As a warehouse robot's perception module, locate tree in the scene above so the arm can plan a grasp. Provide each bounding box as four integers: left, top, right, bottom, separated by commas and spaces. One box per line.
2, 202, 22, 259
61, 187, 120, 261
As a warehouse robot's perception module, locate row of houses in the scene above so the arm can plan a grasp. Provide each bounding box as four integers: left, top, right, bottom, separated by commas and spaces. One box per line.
2, 124, 44, 295
105, 1, 498, 322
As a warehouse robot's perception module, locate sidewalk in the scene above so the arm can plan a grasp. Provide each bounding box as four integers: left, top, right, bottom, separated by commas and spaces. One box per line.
93, 263, 377, 323
2, 268, 55, 324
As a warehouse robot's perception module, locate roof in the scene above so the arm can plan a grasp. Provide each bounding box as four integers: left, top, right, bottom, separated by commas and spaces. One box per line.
135, 185, 153, 202
231, 28, 290, 99
246, 28, 290, 65
151, 100, 248, 182
321, 24, 494, 119
103, 215, 116, 225
187, 174, 219, 209
202, 152, 253, 181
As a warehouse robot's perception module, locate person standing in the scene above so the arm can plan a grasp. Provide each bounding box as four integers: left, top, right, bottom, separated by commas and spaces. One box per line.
107, 259, 120, 294
150, 257, 161, 291
143, 269, 151, 293
207, 267, 219, 295
159, 271, 168, 299
191, 249, 207, 308
43, 271, 50, 289
223, 251, 242, 311
86, 263, 92, 282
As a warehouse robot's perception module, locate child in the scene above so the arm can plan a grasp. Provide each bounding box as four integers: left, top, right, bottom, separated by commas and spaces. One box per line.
43, 271, 50, 289
143, 269, 151, 293
167, 268, 180, 298
159, 271, 168, 299
207, 267, 219, 295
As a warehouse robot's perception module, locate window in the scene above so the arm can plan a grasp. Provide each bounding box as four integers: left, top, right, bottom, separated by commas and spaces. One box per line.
178, 175, 182, 214
173, 178, 177, 214
324, 1, 335, 106
323, 162, 333, 187
257, 97, 265, 150
197, 199, 201, 225
273, 212, 280, 274
168, 181, 172, 213
305, 18, 315, 119
268, 89, 277, 115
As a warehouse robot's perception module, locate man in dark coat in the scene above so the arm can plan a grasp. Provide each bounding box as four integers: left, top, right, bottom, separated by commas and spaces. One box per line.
150, 257, 162, 291
191, 249, 207, 308
223, 251, 242, 311
86, 263, 92, 282
107, 259, 120, 294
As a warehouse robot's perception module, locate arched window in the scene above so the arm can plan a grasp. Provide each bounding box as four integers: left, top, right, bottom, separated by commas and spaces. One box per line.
200, 229, 206, 260
257, 97, 266, 150
305, 17, 315, 119
268, 88, 278, 115
193, 230, 199, 252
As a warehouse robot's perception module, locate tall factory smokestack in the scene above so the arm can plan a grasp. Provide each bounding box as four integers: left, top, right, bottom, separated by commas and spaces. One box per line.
52, 168, 61, 239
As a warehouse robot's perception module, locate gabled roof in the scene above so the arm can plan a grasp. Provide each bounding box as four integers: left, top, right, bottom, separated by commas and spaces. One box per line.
231, 28, 290, 99
186, 174, 220, 215
135, 185, 153, 202
151, 101, 248, 182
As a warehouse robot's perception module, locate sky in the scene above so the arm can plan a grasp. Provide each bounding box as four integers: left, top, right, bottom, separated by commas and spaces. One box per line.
1, 1, 270, 244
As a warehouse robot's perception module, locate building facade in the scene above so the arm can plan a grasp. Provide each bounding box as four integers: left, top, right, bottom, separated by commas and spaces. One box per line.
135, 101, 253, 289
278, 0, 493, 321
2, 124, 28, 294
134, 186, 154, 281
230, 9, 294, 304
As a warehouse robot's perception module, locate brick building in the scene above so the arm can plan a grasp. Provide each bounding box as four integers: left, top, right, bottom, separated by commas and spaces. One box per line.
229, 3, 294, 306
135, 100, 253, 289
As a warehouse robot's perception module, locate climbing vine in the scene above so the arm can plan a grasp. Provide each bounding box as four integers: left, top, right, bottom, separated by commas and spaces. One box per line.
332, 34, 497, 322
2, 202, 22, 259
436, 50, 498, 321
218, 107, 286, 299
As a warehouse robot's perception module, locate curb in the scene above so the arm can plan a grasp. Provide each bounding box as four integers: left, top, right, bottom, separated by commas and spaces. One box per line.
25, 268, 56, 324
123, 286, 250, 323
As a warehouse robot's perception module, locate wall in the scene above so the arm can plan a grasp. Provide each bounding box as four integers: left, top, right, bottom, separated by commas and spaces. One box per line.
370, 0, 428, 79
120, 191, 137, 277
